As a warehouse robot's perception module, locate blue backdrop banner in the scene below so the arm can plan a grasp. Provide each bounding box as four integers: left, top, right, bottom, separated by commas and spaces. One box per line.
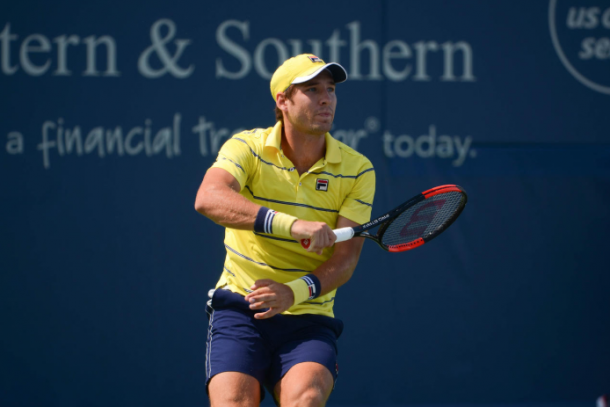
1, 1, 609, 406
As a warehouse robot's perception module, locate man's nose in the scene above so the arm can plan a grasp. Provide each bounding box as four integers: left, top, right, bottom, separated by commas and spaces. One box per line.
320, 90, 332, 104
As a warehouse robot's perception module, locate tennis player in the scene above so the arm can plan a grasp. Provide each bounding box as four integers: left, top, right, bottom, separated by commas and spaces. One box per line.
195, 53, 375, 407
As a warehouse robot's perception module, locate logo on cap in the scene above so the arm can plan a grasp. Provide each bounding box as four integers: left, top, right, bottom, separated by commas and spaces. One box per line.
316, 179, 329, 191
308, 56, 323, 63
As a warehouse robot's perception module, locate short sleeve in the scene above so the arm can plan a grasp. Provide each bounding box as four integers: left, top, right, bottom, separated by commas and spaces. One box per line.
209, 136, 256, 190
339, 164, 375, 225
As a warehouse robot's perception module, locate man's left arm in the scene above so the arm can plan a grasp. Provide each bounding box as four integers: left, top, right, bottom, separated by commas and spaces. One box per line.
244, 215, 364, 319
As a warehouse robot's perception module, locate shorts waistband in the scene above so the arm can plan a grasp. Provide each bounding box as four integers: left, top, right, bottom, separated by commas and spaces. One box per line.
209, 288, 252, 312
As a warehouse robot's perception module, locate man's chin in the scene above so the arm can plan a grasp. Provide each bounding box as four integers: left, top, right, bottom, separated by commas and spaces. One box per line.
311, 123, 333, 135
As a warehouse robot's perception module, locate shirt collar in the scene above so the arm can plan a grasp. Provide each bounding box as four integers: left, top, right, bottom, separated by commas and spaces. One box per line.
265, 121, 283, 150
266, 121, 342, 164
324, 132, 342, 164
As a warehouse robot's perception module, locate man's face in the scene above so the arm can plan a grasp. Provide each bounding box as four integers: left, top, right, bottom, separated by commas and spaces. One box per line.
283, 70, 337, 136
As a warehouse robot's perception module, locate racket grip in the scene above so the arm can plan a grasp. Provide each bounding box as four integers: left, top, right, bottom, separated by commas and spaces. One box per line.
333, 227, 355, 243
300, 228, 355, 249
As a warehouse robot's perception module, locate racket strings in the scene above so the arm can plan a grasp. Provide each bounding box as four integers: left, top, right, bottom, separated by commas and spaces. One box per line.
381, 192, 464, 246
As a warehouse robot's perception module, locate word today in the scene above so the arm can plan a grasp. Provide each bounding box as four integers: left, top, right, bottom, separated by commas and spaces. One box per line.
382, 125, 475, 167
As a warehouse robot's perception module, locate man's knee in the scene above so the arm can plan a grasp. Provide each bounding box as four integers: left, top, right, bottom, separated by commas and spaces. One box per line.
209, 372, 261, 407
211, 394, 258, 407
290, 386, 328, 407
211, 393, 256, 407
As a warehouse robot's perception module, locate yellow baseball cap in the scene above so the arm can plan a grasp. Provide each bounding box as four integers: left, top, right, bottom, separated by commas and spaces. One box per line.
270, 54, 348, 101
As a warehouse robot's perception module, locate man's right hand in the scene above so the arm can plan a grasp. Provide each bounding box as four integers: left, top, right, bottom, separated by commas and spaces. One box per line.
290, 220, 337, 255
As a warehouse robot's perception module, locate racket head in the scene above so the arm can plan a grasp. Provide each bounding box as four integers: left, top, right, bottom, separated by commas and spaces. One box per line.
376, 185, 467, 252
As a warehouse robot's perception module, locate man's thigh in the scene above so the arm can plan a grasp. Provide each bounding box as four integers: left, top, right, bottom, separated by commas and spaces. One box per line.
206, 292, 270, 400
263, 316, 341, 404
273, 362, 334, 407
264, 314, 341, 390
209, 372, 261, 407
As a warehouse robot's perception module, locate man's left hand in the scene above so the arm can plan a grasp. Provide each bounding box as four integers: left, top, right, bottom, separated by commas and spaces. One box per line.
244, 279, 294, 319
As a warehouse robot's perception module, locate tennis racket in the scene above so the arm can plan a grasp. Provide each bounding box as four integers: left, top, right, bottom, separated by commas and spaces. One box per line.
301, 184, 467, 252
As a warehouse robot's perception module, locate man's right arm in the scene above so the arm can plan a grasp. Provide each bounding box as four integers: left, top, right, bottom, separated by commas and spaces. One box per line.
194, 167, 335, 254
194, 167, 259, 230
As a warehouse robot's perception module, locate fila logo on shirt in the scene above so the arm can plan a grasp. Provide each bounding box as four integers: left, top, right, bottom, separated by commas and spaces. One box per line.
316, 178, 329, 191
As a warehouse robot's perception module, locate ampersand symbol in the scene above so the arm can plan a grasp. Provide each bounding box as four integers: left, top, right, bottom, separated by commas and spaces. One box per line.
138, 19, 194, 78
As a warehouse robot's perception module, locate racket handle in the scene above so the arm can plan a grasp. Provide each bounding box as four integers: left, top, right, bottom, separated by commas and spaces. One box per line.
334, 227, 355, 243
300, 227, 355, 249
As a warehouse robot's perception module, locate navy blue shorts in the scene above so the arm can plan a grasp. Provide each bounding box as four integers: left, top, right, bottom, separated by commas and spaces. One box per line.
205, 289, 343, 401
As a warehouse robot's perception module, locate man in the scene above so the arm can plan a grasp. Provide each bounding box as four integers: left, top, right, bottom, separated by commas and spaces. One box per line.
195, 53, 375, 407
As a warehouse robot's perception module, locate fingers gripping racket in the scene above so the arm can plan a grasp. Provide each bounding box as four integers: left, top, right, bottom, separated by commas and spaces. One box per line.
301, 185, 467, 252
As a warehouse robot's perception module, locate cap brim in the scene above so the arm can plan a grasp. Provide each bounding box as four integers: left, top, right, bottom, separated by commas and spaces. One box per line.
291, 63, 348, 85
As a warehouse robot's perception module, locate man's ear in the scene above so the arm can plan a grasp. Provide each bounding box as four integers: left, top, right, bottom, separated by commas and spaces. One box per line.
276, 92, 287, 112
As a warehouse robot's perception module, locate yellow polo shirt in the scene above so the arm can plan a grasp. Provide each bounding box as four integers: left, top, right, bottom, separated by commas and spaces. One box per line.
209, 121, 375, 317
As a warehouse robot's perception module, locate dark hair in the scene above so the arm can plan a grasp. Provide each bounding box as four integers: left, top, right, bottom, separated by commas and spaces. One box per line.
274, 85, 298, 123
